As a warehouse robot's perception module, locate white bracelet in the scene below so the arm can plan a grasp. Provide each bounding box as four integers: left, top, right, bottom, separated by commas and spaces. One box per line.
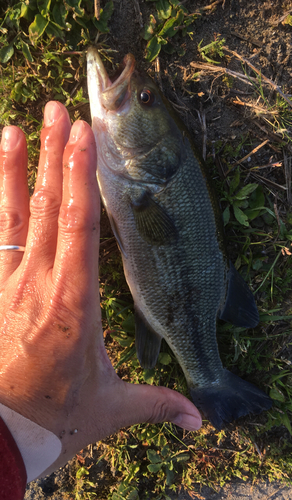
0, 402, 62, 483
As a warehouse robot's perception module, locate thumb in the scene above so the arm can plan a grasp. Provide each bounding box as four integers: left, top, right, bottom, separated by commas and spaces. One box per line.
118, 382, 202, 431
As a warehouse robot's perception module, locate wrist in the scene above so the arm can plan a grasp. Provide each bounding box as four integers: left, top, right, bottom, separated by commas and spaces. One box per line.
0, 402, 62, 482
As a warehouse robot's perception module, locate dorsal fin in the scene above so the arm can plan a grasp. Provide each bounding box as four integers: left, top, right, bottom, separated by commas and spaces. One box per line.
218, 262, 259, 328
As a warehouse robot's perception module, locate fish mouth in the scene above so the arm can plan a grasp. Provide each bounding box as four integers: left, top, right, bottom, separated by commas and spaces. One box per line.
87, 47, 136, 117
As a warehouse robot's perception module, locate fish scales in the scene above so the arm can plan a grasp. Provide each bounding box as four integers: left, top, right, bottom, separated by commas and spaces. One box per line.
101, 138, 226, 385
87, 48, 272, 429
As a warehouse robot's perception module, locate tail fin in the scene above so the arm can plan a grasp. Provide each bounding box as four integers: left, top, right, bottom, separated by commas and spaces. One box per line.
189, 369, 272, 430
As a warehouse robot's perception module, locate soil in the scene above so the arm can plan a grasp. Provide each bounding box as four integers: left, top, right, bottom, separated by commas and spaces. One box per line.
24, 0, 292, 498
25, 477, 292, 500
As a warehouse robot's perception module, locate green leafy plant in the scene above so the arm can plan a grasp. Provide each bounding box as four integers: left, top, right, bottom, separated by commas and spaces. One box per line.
221, 167, 264, 227
236, 68, 292, 147
265, 370, 292, 435
0, 0, 112, 123
284, 14, 292, 26
0, 0, 114, 63
1, 1, 292, 497
198, 37, 225, 64
96, 147, 292, 498
142, 0, 198, 62
74, 467, 97, 500
146, 447, 190, 486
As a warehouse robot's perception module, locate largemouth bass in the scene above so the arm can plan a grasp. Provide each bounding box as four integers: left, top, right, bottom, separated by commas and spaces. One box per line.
87, 48, 272, 429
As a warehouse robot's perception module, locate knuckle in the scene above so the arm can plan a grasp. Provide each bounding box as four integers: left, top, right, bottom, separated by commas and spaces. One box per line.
40, 126, 61, 149
0, 208, 26, 235
30, 189, 60, 219
52, 279, 89, 312
58, 204, 93, 234
147, 395, 169, 424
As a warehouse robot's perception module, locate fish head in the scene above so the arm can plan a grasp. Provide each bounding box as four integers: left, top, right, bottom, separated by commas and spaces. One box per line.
87, 47, 183, 184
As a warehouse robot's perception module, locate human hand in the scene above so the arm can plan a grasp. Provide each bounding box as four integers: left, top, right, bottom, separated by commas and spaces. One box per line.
0, 102, 201, 477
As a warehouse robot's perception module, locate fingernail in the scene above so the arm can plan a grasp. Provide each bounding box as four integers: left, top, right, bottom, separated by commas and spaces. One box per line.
44, 101, 61, 127
68, 121, 85, 144
172, 412, 202, 431
1, 127, 21, 152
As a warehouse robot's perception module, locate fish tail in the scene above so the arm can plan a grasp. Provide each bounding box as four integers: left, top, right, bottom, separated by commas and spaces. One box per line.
189, 369, 272, 430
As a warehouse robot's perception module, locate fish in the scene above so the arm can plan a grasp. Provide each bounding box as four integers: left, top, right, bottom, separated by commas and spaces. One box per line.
87, 47, 272, 429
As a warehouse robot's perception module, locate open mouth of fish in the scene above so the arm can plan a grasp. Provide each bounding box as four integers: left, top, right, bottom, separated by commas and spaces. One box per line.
87, 47, 136, 119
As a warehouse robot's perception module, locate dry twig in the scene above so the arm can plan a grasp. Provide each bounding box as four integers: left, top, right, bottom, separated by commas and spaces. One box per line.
247, 161, 282, 171
194, 109, 207, 160
233, 139, 269, 166
190, 61, 259, 86
100, 237, 116, 248
201, 111, 207, 161
155, 57, 163, 92
273, 197, 282, 237
271, 8, 292, 26
168, 95, 199, 134
223, 47, 292, 108
94, 0, 100, 20
230, 30, 263, 48
252, 121, 292, 152
232, 96, 278, 117
284, 153, 292, 204
248, 171, 286, 192
133, 0, 143, 28
201, 0, 224, 11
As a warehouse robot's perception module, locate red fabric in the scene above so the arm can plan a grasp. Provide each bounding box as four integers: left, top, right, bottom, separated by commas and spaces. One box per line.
0, 415, 27, 500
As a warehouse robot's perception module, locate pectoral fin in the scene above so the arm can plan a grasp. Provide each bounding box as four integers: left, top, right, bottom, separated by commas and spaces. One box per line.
135, 306, 162, 369
218, 262, 259, 328
131, 191, 177, 245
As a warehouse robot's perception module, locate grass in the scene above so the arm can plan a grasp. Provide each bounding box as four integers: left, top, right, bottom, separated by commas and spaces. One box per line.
142, 0, 198, 62
1, 1, 292, 499
97, 141, 292, 497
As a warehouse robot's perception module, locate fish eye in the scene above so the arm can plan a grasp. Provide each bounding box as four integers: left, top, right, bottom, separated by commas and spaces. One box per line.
139, 89, 154, 105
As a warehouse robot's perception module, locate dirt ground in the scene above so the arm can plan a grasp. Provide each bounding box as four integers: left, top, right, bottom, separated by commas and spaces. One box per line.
25, 477, 292, 500
24, 0, 292, 498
